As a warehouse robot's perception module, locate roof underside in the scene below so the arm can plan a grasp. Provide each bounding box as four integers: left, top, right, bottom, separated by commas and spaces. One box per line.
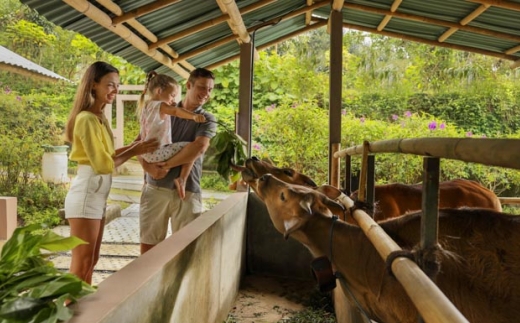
20, 0, 520, 81
0, 45, 70, 82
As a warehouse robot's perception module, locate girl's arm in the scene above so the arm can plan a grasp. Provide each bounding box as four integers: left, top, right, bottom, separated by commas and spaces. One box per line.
160, 103, 206, 123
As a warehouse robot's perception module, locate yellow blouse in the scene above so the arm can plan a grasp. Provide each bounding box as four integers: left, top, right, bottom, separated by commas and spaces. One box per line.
69, 111, 115, 174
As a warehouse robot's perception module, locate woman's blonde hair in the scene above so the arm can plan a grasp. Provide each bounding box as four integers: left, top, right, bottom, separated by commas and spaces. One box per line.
64, 61, 119, 143
136, 71, 179, 118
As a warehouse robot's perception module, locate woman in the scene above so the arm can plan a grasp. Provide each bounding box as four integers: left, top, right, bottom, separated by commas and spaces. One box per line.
64, 61, 158, 284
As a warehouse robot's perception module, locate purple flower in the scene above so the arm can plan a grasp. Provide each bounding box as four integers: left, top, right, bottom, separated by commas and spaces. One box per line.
253, 144, 261, 150
16, 96, 22, 101
391, 114, 398, 121
404, 111, 412, 117
439, 123, 445, 130
4, 86, 11, 94
341, 109, 346, 116
360, 117, 365, 123
428, 121, 437, 130
466, 131, 473, 137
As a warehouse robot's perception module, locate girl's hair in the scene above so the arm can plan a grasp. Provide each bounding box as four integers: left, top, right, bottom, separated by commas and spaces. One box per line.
136, 71, 179, 118
64, 61, 119, 143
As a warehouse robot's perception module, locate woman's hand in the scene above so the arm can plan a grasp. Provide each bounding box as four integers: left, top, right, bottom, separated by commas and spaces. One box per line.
134, 138, 160, 155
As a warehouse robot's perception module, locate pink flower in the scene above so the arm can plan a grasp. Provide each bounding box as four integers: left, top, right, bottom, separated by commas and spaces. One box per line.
4, 86, 11, 94
466, 131, 473, 137
360, 117, 365, 123
253, 144, 261, 150
439, 123, 445, 130
341, 109, 346, 116
404, 111, 412, 117
428, 121, 437, 130
391, 114, 398, 121
16, 96, 22, 101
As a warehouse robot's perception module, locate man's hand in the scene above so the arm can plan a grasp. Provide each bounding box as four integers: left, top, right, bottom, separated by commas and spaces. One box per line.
141, 159, 169, 180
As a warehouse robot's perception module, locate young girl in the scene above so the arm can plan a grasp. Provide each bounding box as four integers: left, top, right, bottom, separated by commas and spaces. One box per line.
137, 71, 206, 199
64, 61, 159, 284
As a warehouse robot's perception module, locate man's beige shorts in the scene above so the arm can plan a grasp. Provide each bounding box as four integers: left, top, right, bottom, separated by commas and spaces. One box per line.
139, 183, 202, 245
64, 165, 112, 219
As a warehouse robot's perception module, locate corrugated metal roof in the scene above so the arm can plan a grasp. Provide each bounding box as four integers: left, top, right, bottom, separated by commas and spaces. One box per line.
19, 0, 520, 81
0, 45, 70, 82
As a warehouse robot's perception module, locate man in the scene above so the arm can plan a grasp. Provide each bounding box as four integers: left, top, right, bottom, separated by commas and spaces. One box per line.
138, 68, 217, 254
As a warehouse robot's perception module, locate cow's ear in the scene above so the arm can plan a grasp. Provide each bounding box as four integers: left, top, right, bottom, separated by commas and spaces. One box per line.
284, 193, 314, 239
323, 197, 346, 218
299, 193, 314, 215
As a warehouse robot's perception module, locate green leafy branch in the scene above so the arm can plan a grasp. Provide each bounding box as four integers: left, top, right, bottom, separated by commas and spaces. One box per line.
208, 122, 247, 183
0, 224, 95, 323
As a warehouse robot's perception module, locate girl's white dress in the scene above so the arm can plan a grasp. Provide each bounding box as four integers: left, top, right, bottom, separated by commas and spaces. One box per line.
140, 100, 189, 163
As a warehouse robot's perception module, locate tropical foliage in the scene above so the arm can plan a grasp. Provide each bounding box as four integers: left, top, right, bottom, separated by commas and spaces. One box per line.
0, 224, 95, 323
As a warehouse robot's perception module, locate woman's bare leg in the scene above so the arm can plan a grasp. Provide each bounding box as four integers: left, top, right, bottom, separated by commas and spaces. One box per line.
68, 218, 103, 284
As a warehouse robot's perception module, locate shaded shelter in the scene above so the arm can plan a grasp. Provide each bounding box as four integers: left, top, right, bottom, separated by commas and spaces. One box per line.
0, 45, 70, 83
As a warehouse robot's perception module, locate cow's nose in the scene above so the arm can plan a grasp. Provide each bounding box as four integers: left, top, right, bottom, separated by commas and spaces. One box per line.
252, 156, 260, 161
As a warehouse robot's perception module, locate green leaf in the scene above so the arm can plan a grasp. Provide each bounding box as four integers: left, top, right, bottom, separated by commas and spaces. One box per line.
0, 297, 46, 320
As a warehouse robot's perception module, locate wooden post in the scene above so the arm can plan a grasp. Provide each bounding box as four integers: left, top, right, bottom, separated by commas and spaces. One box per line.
0, 197, 17, 240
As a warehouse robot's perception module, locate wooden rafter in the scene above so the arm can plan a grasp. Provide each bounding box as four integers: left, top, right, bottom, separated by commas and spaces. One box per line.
216, 0, 251, 43
111, 0, 181, 25
149, 0, 276, 50
438, 4, 489, 42
468, 0, 520, 11
171, 1, 329, 66
331, 0, 344, 11
96, 0, 195, 73
377, 0, 402, 31
66, 0, 190, 78
343, 2, 520, 44
335, 19, 518, 61
205, 20, 328, 71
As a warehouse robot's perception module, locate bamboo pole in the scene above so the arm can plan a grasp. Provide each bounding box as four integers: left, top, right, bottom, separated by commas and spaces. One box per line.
356, 141, 370, 202
352, 208, 469, 323
499, 197, 520, 205
334, 138, 520, 170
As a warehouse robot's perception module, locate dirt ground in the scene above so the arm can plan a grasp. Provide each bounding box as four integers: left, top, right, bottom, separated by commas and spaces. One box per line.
227, 274, 329, 323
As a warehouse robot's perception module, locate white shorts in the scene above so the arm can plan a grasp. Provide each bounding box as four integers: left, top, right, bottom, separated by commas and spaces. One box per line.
142, 141, 189, 163
64, 165, 112, 219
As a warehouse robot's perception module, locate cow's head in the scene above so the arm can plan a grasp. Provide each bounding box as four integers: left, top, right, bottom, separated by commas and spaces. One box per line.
239, 157, 317, 190
255, 174, 346, 239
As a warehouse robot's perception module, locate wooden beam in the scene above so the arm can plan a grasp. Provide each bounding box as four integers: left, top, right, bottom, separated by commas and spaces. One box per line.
332, 0, 344, 11
344, 2, 520, 44
64, 0, 190, 78
149, 0, 276, 50
111, 0, 181, 25
377, 0, 402, 31
505, 44, 520, 55
468, 0, 520, 11
336, 19, 518, 61
217, 0, 251, 43
511, 59, 520, 69
95, 0, 199, 74
204, 21, 327, 71
438, 4, 489, 42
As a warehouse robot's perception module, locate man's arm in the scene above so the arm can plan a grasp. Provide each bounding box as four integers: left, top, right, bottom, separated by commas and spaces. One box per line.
137, 155, 169, 179
162, 136, 211, 170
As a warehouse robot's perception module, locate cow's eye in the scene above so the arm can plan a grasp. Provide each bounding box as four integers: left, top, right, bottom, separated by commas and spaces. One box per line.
280, 192, 286, 201
283, 169, 293, 176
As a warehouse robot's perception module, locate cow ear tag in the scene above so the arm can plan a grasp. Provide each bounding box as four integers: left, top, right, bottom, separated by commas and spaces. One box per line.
310, 256, 337, 292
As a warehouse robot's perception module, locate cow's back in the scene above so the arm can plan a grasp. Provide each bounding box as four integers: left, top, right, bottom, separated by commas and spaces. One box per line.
353, 179, 501, 221
378, 208, 520, 323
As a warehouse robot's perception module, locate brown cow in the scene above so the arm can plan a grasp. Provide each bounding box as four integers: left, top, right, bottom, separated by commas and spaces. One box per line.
255, 173, 520, 323
238, 157, 502, 222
